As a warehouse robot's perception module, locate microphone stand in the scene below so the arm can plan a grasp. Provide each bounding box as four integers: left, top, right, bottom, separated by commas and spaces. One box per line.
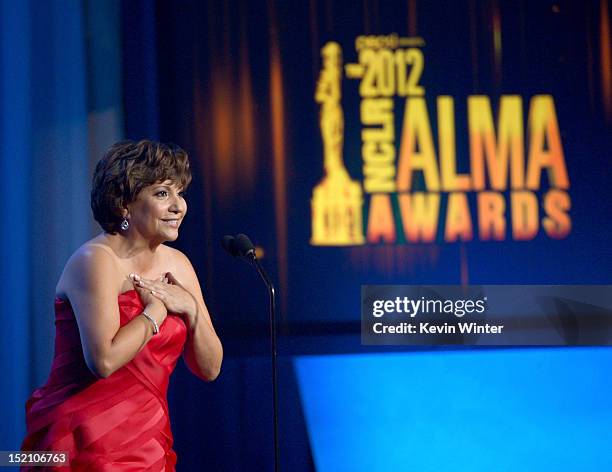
247, 253, 279, 472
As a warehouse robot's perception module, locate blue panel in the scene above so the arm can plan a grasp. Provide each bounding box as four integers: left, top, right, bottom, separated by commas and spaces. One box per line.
295, 349, 612, 471
0, 0, 31, 449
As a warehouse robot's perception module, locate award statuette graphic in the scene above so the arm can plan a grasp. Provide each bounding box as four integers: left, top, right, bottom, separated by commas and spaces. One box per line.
311, 42, 365, 246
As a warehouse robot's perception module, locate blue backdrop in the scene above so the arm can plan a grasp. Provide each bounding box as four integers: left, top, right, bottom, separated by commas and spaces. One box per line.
1, 1, 611, 471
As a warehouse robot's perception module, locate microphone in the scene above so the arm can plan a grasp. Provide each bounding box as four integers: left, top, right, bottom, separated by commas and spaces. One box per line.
222, 234, 256, 260
234, 233, 256, 259
221, 235, 239, 257
220, 232, 279, 472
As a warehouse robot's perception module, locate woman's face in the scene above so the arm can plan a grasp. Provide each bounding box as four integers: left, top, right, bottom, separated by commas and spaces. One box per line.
124, 179, 187, 243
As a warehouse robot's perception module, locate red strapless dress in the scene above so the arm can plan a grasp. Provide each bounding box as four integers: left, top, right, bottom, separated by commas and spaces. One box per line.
21, 290, 187, 471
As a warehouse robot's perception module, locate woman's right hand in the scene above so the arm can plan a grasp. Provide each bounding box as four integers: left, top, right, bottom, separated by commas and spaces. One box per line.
130, 273, 168, 326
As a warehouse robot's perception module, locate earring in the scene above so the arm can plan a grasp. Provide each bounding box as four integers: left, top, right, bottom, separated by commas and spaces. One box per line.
120, 218, 129, 231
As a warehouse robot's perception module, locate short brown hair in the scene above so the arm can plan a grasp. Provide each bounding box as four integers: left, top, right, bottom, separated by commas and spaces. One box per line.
91, 140, 192, 234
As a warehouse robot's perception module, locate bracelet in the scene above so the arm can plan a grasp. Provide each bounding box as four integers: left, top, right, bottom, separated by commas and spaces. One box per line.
142, 310, 159, 335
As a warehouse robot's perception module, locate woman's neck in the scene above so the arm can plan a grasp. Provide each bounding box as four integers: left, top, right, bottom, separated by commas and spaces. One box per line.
99, 232, 162, 271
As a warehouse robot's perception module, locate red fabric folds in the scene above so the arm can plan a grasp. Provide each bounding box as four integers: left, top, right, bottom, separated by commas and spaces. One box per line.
21, 290, 187, 471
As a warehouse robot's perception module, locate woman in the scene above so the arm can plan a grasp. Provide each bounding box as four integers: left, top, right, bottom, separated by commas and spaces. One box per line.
21, 140, 223, 471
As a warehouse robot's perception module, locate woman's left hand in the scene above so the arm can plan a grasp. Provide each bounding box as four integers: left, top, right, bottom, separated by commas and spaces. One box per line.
130, 272, 198, 324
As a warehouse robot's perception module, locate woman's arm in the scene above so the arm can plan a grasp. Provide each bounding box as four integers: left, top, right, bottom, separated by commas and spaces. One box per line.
65, 246, 167, 378
133, 250, 223, 381
180, 274, 223, 382
172, 251, 222, 381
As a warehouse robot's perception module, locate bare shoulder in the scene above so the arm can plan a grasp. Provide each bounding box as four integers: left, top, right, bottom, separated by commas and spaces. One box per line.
161, 246, 208, 309
160, 245, 201, 289
161, 245, 194, 275
57, 239, 123, 297
70, 240, 120, 272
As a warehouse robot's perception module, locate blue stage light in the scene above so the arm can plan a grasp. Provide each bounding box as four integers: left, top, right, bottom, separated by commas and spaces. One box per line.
295, 348, 612, 472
